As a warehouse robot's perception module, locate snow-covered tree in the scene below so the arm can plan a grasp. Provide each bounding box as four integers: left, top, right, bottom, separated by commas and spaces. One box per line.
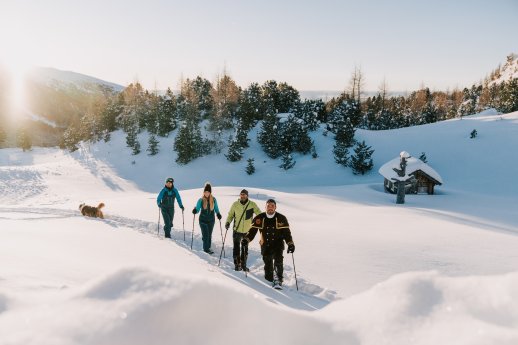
174, 120, 202, 164
258, 112, 281, 159
147, 134, 159, 156
419, 152, 428, 163
225, 135, 243, 162
279, 150, 296, 170
350, 141, 374, 175
17, 127, 32, 152
246, 158, 255, 175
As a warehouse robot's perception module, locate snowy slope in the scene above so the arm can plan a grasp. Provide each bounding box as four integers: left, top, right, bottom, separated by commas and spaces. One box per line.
488, 53, 518, 86
26, 66, 124, 92
1, 111, 518, 344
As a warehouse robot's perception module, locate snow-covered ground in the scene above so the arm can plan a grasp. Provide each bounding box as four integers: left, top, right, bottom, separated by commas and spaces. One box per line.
1, 111, 518, 344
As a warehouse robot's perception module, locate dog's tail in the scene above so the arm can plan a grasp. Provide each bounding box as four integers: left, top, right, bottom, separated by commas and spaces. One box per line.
97, 203, 105, 209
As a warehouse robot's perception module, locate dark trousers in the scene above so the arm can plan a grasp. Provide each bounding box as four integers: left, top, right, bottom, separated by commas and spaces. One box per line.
161, 207, 175, 238
199, 219, 215, 251
232, 232, 248, 267
262, 250, 284, 283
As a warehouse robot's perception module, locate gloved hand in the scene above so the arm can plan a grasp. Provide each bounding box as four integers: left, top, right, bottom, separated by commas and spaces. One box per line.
180, 205, 185, 211
158, 204, 162, 209
217, 213, 222, 220
192, 208, 197, 214
225, 222, 230, 230
287, 243, 295, 253
241, 237, 249, 247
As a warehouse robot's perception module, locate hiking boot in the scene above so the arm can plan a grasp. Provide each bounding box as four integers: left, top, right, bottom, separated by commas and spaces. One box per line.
234, 265, 242, 271
242, 266, 250, 272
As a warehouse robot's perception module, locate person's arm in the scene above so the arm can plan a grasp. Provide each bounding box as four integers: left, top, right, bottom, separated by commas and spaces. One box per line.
174, 188, 184, 209
244, 215, 262, 243
193, 199, 202, 213
157, 188, 165, 207
225, 202, 236, 225
214, 198, 220, 214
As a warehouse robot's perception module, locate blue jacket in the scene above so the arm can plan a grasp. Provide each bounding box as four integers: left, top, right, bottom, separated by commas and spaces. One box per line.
194, 197, 220, 222
157, 186, 184, 209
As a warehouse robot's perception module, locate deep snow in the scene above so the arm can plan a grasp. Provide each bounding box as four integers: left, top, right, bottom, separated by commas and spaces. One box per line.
1, 111, 518, 344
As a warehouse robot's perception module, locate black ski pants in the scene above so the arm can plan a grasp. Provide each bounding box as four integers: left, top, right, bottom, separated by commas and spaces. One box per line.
232, 231, 248, 267
263, 250, 284, 283
161, 207, 175, 238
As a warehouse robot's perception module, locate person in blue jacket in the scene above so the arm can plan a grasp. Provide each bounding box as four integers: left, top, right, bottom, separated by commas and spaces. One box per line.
192, 182, 222, 254
157, 177, 184, 238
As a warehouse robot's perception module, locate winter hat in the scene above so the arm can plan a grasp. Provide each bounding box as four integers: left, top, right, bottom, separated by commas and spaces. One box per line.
240, 189, 248, 196
266, 198, 276, 205
166, 177, 174, 183
204, 183, 212, 193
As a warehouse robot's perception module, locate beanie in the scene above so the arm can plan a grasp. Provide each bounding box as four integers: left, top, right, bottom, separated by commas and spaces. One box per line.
204, 183, 212, 193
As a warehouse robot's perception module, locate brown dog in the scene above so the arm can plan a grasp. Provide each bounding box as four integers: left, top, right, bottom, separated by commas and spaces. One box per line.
79, 203, 105, 219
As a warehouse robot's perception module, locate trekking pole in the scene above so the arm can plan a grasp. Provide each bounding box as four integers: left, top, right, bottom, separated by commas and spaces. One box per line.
190, 214, 196, 250
157, 208, 161, 237
218, 223, 230, 266
291, 252, 299, 291
218, 219, 225, 258
182, 209, 185, 241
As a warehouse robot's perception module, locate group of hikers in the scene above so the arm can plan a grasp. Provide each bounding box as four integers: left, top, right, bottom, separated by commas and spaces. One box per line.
156, 177, 296, 287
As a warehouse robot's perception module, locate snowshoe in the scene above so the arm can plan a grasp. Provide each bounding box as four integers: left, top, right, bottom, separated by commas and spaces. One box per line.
272, 279, 283, 290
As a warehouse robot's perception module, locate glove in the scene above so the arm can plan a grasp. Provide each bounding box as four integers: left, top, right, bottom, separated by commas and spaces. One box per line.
192, 208, 197, 214
180, 205, 185, 211
217, 213, 222, 220
287, 243, 295, 253
225, 222, 230, 230
241, 237, 249, 247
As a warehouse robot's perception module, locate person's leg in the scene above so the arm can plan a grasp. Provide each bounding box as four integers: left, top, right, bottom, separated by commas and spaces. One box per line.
273, 250, 284, 284
232, 232, 242, 270
262, 254, 274, 282
161, 208, 172, 238
206, 219, 215, 252
240, 235, 249, 272
199, 221, 210, 251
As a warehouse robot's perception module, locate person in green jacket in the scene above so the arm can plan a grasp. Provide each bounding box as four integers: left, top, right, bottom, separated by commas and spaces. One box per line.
225, 189, 261, 271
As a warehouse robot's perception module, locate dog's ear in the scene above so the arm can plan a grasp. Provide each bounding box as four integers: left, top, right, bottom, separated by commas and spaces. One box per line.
79, 203, 84, 210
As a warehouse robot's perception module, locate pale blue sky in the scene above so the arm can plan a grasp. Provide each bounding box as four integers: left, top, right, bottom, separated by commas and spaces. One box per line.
1, 0, 517, 92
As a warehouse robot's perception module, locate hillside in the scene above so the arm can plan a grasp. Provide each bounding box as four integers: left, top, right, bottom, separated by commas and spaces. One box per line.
1, 110, 517, 344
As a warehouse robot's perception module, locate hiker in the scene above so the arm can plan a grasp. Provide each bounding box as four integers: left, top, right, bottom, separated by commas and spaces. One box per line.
242, 199, 295, 287
157, 177, 184, 238
225, 189, 261, 271
192, 182, 222, 254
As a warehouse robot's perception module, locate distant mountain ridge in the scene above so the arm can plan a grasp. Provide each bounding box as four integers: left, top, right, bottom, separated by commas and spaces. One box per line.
27, 67, 124, 92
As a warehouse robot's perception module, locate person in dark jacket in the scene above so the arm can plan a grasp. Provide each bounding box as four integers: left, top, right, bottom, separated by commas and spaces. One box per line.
157, 177, 184, 238
242, 199, 295, 286
192, 182, 222, 254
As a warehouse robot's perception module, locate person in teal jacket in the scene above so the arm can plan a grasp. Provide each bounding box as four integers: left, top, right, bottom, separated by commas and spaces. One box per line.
157, 177, 184, 238
192, 182, 221, 254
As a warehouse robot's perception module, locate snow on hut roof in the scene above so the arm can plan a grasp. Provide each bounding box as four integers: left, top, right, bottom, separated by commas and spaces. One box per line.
378, 155, 443, 185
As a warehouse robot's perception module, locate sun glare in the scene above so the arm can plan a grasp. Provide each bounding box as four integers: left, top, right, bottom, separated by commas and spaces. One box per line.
1, 57, 31, 122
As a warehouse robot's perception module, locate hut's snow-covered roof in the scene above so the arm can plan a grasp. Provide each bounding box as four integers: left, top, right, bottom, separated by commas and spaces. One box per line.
378, 156, 443, 185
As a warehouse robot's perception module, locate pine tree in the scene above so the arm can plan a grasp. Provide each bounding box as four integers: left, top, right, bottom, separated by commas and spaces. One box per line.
157, 88, 177, 136
17, 127, 32, 152
237, 83, 263, 128
258, 112, 281, 158
419, 152, 427, 163
310, 144, 318, 159
351, 141, 374, 175
61, 125, 80, 152
147, 134, 159, 156
279, 150, 296, 170
174, 120, 202, 164
333, 141, 349, 167
225, 135, 243, 162
246, 158, 256, 175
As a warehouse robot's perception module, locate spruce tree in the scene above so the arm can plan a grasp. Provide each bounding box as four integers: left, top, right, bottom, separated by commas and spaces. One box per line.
258, 112, 281, 158
238, 83, 263, 128
225, 135, 243, 162
147, 134, 159, 156
279, 150, 296, 170
17, 127, 32, 152
333, 141, 349, 167
174, 120, 202, 164
351, 141, 374, 175
246, 158, 256, 175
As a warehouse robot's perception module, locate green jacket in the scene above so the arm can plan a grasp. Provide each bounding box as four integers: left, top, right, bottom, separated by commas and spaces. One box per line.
225, 199, 261, 233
